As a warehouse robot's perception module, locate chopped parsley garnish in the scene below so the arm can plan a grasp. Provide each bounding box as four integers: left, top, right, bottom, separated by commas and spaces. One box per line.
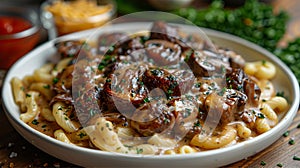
288, 138, 295, 145
194, 82, 201, 88
293, 155, 300, 161
276, 163, 283, 167
78, 132, 87, 138
184, 50, 193, 62
53, 77, 59, 84
25, 93, 31, 97
164, 118, 170, 124
283, 131, 289, 137
260, 161, 267, 166
150, 69, 163, 76
257, 113, 265, 119
194, 121, 201, 127
31, 119, 39, 125
262, 60, 267, 66
136, 148, 143, 154
217, 87, 227, 96
43, 84, 50, 89
167, 89, 174, 95
98, 55, 116, 70
276, 91, 285, 97
143, 97, 150, 103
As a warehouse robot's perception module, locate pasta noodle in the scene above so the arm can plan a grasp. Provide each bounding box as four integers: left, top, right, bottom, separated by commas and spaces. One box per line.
11, 21, 289, 155
52, 102, 80, 133
20, 91, 40, 123
190, 126, 237, 149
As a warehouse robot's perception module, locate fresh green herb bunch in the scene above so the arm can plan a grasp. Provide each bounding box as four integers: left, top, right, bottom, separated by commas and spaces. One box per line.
274, 38, 300, 84
175, 0, 289, 51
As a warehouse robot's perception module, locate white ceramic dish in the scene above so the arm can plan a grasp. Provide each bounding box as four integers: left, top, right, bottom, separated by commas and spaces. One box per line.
2, 22, 299, 167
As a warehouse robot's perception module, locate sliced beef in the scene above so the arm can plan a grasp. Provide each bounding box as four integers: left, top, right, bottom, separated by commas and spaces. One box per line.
150, 21, 179, 43
53, 64, 74, 94
97, 32, 128, 54
143, 68, 194, 98
54, 40, 91, 62
171, 99, 199, 139
218, 48, 245, 69
113, 36, 144, 55
187, 50, 231, 77
226, 68, 261, 106
145, 39, 181, 66
130, 98, 175, 136
204, 89, 247, 126
50, 93, 73, 106
102, 62, 149, 116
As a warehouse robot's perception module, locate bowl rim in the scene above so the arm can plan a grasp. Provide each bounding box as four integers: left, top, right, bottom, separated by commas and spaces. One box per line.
2, 22, 299, 165
0, 5, 40, 40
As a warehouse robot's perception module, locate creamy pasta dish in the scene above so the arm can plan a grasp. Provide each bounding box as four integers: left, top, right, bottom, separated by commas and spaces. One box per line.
11, 22, 288, 155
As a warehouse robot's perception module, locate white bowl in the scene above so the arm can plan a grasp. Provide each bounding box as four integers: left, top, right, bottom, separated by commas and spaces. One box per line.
2, 22, 299, 167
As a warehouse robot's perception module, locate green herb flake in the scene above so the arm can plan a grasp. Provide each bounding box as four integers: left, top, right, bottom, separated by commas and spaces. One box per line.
276, 163, 283, 167
26, 93, 31, 97
257, 113, 265, 119
79, 132, 87, 138
194, 121, 201, 127
150, 69, 163, 76
282, 131, 289, 137
143, 97, 150, 103
262, 60, 267, 66
43, 84, 50, 89
276, 91, 285, 97
293, 155, 300, 161
53, 77, 59, 84
136, 148, 143, 154
194, 82, 201, 88
217, 87, 227, 96
31, 119, 39, 125
260, 161, 266, 166
288, 138, 295, 145
297, 123, 300, 129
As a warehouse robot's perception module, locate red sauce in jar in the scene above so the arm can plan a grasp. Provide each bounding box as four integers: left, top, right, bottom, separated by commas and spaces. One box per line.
0, 16, 40, 69
0, 16, 32, 35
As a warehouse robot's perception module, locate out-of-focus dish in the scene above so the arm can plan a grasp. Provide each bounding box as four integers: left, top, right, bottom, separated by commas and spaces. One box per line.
2, 22, 299, 167
41, 0, 116, 38
0, 5, 40, 69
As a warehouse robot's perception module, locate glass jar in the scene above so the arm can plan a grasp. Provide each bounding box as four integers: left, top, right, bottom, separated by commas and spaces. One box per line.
41, 0, 116, 39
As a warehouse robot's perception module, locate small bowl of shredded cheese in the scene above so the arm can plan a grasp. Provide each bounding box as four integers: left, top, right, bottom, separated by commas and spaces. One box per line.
41, 0, 116, 39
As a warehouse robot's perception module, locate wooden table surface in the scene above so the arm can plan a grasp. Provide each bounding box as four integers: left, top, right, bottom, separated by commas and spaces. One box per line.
1, 0, 300, 167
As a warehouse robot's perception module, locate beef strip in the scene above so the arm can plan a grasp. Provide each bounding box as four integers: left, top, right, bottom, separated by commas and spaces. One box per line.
186, 50, 231, 77
226, 68, 261, 107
